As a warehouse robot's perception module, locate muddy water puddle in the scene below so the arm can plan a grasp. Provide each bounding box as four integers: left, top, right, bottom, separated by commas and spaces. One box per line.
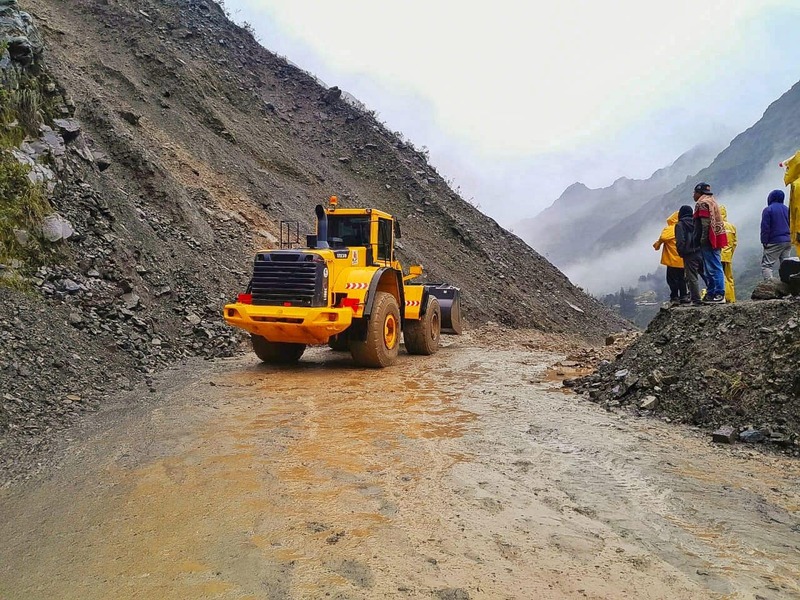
0, 339, 798, 599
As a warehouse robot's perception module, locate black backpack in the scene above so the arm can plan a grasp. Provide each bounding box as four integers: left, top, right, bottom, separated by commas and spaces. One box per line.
779, 256, 800, 283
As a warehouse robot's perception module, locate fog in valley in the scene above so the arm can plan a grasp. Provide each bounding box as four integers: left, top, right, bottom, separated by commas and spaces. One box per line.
563, 159, 791, 296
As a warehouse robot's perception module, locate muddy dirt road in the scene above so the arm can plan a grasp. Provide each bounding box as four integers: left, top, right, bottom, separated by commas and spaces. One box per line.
1, 330, 798, 600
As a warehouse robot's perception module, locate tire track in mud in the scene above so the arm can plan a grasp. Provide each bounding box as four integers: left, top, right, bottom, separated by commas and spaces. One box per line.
0, 332, 798, 599
457, 345, 800, 599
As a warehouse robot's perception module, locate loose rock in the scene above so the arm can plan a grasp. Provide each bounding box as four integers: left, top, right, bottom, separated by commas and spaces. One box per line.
640, 396, 658, 410
712, 426, 737, 444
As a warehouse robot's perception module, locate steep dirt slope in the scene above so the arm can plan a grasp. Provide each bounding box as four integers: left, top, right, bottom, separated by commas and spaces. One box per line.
1, 0, 628, 468
26, 0, 625, 333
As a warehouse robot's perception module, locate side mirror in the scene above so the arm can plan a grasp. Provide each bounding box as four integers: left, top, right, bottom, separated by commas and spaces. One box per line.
394, 219, 402, 239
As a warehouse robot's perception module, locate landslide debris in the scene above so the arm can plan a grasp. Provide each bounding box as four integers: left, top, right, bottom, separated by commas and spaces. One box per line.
569, 300, 800, 454
1, 0, 627, 475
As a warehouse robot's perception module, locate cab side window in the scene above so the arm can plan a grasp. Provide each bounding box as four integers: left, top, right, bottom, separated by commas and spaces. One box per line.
377, 218, 393, 262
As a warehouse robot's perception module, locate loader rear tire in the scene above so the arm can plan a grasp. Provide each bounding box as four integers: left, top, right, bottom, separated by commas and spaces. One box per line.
328, 334, 349, 352
251, 334, 305, 364
404, 297, 441, 355
350, 292, 400, 368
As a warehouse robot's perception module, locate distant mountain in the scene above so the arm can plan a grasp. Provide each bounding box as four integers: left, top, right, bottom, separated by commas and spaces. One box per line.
515, 144, 721, 267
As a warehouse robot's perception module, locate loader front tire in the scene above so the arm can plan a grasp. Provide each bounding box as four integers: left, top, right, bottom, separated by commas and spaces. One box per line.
404, 297, 441, 355
251, 334, 305, 364
350, 292, 400, 368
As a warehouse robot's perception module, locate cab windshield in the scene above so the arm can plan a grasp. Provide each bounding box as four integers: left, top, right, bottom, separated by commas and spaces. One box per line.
327, 215, 371, 247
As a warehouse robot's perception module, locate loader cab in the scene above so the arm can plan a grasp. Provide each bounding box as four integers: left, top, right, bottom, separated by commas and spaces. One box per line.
324, 207, 397, 266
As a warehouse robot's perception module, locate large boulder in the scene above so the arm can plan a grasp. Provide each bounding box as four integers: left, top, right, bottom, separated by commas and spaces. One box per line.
0, 0, 20, 14
41, 214, 75, 242
751, 278, 792, 300
750, 257, 800, 300
0, 3, 44, 68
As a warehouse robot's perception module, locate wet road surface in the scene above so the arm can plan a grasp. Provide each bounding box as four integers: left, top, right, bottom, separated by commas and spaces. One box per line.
1, 330, 798, 599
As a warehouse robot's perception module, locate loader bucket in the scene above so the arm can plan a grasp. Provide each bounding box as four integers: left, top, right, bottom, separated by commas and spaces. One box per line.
425, 284, 463, 334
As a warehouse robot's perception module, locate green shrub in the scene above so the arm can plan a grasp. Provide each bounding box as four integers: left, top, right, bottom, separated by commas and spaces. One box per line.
0, 150, 54, 278
0, 47, 64, 285
0, 87, 25, 148
10, 87, 42, 136
0, 67, 60, 148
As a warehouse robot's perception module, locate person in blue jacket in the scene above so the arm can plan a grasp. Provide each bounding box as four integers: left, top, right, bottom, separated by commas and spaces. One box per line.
760, 189, 792, 279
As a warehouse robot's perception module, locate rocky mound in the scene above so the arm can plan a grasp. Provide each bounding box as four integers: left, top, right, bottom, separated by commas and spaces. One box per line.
569, 300, 800, 454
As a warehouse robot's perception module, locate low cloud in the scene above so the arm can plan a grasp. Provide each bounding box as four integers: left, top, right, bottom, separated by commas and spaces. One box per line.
563, 158, 791, 295
563, 226, 665, 294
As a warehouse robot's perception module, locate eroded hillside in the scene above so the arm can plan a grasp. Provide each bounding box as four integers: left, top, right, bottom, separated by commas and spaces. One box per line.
1, 0, 628, 464
23, 0, 627, 331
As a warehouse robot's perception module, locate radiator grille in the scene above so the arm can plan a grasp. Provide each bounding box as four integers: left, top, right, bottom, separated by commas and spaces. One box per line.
250, 252, 324, 306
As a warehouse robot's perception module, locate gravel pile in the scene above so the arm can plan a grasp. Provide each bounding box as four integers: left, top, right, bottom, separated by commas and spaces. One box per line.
568, 300, 800, 454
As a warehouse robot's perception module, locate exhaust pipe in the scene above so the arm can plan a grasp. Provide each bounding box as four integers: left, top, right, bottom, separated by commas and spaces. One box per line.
315, 204, 329, 249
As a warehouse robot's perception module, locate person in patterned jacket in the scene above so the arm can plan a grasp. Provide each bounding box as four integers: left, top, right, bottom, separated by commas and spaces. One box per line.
692, 182, 728, 304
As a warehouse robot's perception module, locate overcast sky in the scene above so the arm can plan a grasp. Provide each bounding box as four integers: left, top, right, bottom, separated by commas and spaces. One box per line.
222, 0, 800, 226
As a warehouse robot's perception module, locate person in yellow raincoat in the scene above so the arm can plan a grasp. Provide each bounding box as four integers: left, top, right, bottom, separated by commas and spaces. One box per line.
782, 150, 800, 256
653, 211, 688, 306
719, 205, 737, 303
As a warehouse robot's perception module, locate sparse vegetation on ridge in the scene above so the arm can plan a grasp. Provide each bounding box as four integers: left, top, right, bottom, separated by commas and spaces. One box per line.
0, 151, 53, 279
0, 22, 62, 283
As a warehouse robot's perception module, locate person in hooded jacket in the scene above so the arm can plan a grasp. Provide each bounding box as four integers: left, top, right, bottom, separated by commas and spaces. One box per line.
720, 205, 737, 303
653, 211, 688, 306
760, 189, 792, 279
692, 182, 728, 304
675, 204, 703, 305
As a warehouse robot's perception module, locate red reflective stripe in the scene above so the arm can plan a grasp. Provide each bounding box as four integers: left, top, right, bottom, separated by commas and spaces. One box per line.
237, 293, 252, 304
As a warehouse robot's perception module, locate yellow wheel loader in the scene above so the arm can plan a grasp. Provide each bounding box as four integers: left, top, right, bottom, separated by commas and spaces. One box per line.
223, 196, 462, 367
